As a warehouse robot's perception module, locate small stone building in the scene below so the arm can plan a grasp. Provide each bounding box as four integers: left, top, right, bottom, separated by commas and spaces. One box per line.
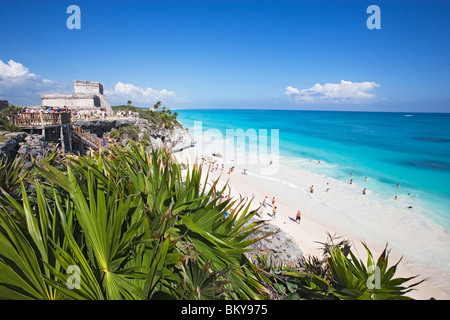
40, 80, 113, 116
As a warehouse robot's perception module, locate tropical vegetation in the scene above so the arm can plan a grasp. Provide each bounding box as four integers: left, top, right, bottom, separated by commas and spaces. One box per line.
112, 101, 180, 129
0, 105, 22, 132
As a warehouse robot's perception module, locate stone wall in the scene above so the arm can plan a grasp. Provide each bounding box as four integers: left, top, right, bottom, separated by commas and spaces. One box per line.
0, 131, 27, 162
40, 94, 97, 109
74, 80, 103, 95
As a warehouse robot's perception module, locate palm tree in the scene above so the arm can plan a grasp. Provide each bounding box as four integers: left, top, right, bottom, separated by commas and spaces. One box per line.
0, 142, 272, 299
127, 100, 132, 107
261, 233, 424, 300
153, 101, 161, 111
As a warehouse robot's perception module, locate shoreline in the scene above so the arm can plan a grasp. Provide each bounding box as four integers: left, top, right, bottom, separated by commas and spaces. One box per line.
173, 145, 450, 300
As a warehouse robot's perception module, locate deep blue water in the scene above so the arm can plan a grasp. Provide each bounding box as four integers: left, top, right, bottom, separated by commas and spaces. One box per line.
176, 109, 450, 229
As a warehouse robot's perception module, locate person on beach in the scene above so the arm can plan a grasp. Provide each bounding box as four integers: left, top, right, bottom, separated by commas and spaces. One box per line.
325, 188, 329, 193
395, 196, 398, 200
350, 179, 353, 184
263, 196, 269, 207
309, 185, 314, 193
296, 210, 302, 224
272, 206, 277, 219
362, 188, 366, 195
272, 197, 276, 207
258, 204, 265, 218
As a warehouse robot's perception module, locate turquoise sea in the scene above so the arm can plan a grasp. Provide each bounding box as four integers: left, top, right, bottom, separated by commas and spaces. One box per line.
176, 109, 450, 231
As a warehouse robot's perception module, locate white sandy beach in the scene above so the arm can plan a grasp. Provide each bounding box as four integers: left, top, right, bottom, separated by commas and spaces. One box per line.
174, 144, 450, 300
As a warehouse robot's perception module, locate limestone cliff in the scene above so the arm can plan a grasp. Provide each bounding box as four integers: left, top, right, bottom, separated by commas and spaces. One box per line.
73, 118, 194, 152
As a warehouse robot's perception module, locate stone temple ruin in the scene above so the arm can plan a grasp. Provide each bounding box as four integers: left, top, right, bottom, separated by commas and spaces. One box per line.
40, 80, 113, 116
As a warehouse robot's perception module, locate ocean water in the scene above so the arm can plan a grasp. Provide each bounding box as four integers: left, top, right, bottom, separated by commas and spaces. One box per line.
176, 109, 450, 230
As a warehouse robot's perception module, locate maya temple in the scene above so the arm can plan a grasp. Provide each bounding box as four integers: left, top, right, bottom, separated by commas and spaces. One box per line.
40, 80, 113, 116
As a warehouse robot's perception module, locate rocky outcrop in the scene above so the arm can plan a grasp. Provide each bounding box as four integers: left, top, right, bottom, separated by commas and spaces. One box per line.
245, 217, 304, 268
0, 132, 53, 166
17, 134, 51, 166
74, 118, 194, 152
74, 118, 147, 135
0, 131, 27, 162
149, 126, 194, 152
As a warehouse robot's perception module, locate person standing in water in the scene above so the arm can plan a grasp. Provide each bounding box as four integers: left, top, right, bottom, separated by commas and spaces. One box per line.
309, 185, 314, 193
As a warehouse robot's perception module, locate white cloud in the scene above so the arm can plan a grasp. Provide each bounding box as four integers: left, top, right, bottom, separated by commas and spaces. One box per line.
0, 59, 184, 107
0, 59, 37, 79
106, 82, 185, 106
285, 86, 300, 95
285, 80, 380, 104
0, 59, 69, 105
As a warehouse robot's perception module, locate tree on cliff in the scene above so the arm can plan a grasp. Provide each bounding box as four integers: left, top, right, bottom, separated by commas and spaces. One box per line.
153, 101, 161, 111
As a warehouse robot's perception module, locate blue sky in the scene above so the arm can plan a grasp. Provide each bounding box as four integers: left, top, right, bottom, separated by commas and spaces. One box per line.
0, 0, 449, 112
